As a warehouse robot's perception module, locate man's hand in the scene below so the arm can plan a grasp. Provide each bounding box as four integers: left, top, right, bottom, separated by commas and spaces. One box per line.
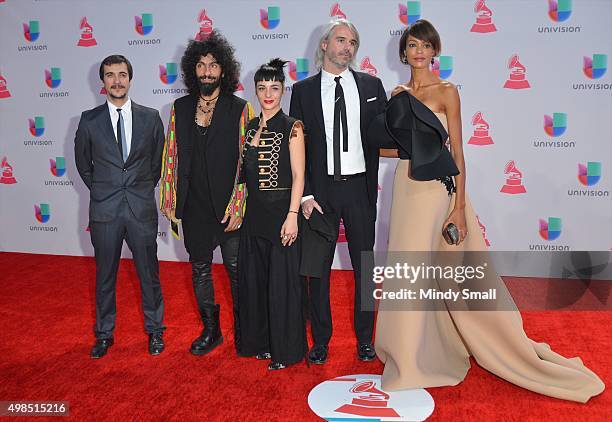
222, 213, 243, 232
302, 198, 323, 220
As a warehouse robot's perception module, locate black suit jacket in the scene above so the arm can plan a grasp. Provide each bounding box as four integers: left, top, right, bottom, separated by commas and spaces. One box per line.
172, 93, 248, 220
74, 101, 165, 223
289, 69, 387, 209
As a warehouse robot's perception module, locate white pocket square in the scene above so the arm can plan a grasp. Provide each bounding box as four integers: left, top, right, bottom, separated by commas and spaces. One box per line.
366, 97, 377, 102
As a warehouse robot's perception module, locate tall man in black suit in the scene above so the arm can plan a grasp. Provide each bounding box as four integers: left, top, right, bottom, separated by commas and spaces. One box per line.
290, 19, 387, 364
75, 55, 166, 358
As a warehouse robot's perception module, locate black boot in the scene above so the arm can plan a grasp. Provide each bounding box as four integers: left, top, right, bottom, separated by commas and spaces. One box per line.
190, 304, 223, 355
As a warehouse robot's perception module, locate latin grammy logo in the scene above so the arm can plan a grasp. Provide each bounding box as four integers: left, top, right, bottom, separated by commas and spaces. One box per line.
359, 57, 377, 76
470, 0, 497, 33
334, 380, 400, 418
468, 111, 493, 145
500, 160, 526, 194
1, 157, 17, 184
504, 54, 531, 89
0, 73, 11, 99
77, 17, 97, 47
330, 3, 347, 19
195, 9, 213, 41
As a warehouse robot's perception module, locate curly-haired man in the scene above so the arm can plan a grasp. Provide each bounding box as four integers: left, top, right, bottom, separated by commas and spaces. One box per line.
160, 31, 254, 356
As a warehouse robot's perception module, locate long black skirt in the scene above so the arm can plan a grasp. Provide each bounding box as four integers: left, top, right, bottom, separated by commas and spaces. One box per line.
238, 233, 306, 366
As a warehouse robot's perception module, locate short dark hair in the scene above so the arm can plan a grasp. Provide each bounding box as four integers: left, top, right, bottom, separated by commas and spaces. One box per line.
254, 58, 287, 85
181, 30, 241, 96
399, 19, 441, 64
99, 55, 133, 81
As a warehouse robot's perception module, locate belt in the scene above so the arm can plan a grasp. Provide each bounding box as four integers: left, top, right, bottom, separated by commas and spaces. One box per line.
328, 172, 366, 181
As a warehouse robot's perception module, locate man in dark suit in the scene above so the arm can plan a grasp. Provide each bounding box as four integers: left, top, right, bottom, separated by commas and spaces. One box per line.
75, 55, 166, 359
290, 19, 387, 364
159, 32, 254, 356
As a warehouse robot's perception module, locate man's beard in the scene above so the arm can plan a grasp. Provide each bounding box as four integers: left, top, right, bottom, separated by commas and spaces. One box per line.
198, 77, 221, 96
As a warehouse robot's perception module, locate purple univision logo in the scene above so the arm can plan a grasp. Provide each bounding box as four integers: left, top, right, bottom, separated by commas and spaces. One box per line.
578, 162, 601, 186
548, 0, 572, 22
544, 112, 566, 137
159, 63, 178, 84
260, 7, 280, 29
289, 58, 309, 81
539, 217, 562, 241
50, 157, 66, 177
135, 13, 153, 36
23, 20, 40, 42
29, 116, 45, 137
44, 68, 61, 89
432, 56, 453, 79
35, 203, 50, 223
399, 1, 421, 25
583, 54, 607, 79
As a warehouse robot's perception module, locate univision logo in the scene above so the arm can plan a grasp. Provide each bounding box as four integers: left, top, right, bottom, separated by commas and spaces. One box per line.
50, 157, 66, 177
159, 63, 178, 84
135, 13, 153, 35
29, 116, 45, 137
399, 1, 420, 25
23, 20, 40, 42
532, 217, 568, 250
432, 56, 452, 79
289, 58, 309, 81
583, 54, 607, 79
31, 203, 58, 232
44, 67, 61, 88
568, 162, 609, 198
538, 0, 581, 33
260, 6, 280, 29
544, 112, 566, 137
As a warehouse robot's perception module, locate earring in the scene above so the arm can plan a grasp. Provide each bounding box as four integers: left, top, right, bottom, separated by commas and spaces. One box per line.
431, 57, 435, 65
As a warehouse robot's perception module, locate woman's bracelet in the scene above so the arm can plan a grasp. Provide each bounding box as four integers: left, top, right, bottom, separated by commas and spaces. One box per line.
288, 210, 299, 214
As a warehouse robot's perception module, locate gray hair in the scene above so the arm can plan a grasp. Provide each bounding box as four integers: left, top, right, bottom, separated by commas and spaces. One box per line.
314, 18, 360, 70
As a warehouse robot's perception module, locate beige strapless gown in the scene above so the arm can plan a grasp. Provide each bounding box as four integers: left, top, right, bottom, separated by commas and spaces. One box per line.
374, 112, 605, 403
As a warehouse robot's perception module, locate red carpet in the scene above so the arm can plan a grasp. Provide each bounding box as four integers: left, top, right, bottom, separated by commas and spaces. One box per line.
0, 252, 609, 421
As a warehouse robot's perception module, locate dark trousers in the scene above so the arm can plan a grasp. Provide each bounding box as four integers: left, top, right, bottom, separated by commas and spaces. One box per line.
238, 234, 306, 365
90, 199, 164, 339
309, 175, 376, 346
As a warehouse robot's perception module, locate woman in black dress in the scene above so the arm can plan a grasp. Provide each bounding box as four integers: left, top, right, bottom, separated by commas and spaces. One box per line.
238, 59, 307, 370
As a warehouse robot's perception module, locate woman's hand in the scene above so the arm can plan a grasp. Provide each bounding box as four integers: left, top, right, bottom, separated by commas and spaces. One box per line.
280, 213, 299, 247
443, 208, 467, 245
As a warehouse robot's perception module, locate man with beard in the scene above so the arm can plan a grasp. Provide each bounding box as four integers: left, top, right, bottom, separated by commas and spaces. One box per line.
160, 31, 254, 356
75, 55, 166, 358
289, 19, 387, 364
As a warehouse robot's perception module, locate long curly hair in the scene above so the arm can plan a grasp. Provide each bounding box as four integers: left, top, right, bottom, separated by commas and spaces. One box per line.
181, 30, 241, 96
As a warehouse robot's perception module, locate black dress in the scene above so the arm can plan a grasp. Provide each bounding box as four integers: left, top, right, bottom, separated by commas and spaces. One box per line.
237, 110, 306, 366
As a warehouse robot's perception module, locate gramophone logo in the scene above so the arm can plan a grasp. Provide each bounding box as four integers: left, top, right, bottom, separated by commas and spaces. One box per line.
35, 203, 50, 223
159, 63, 178, 85
135, 13, 153, 36
539, 217, 562, 241
544, 112, 566, 137
195, 9, 213, 41
288, 58, 309, 81
45, 67, 61, 89
29, 116, 45, 137
1, 157, 17, 184
0, 72, 11, 99
77, 17, 97, 47
23, 20, 40, 42
500, 160, 526, 194
468, 111, 493, 145
583, 54, 607, 79
476, 215, 491, 247
50, 157, 66, 177
578, 162, 601, 186
432, 56, 453, 79
359, 57, 377, 76
503, 54, 530, 89
399, 2, 420, 25
335, 380, 400, 418
330, 3, 347, 19
548, 0, 572, 22
260, 6, 281, 29
470, 0, 497, 33
337, 219, 347, 243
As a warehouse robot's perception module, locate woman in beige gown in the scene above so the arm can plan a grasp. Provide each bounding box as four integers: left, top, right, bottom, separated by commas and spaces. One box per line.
374, 20, 604, 403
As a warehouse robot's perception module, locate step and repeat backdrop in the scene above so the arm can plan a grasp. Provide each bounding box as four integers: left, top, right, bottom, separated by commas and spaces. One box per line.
1, 0, 610, 275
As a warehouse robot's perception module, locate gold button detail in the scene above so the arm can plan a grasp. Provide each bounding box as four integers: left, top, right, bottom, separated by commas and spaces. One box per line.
259, 154, 264, 159
261, 141, 266, 146
260, 182, 265, 187
260, 168, 264, 173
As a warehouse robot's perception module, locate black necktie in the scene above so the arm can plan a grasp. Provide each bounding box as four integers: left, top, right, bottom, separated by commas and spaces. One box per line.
116, 108, 124, 160
333, 76, 348, 181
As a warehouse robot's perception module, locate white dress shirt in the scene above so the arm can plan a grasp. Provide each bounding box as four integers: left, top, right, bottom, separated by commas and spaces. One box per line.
107, 98, 133, 157
321, 68, 366, 175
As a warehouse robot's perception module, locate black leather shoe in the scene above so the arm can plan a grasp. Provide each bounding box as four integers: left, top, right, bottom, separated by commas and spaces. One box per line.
268, 362, 287, 371
308, 344, 328, 364
256, 352, 271, 360
90, 337, 114, 359
357, 342, 376, 361
190, 304, 223, 356
149, 333, 165, 356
